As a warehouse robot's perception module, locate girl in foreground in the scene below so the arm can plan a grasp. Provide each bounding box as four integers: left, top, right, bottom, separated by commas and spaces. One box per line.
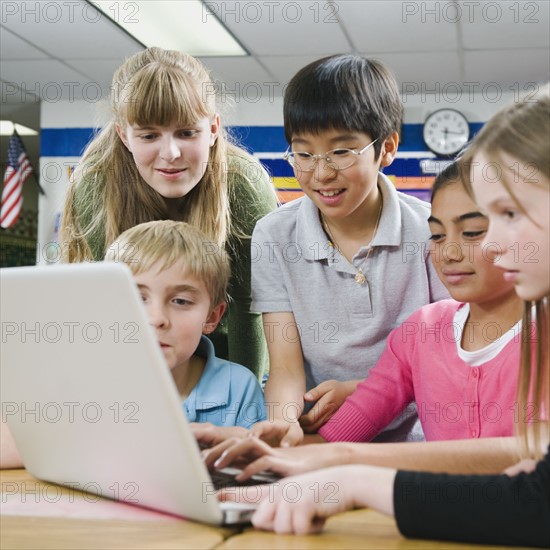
221, 89, 550, 547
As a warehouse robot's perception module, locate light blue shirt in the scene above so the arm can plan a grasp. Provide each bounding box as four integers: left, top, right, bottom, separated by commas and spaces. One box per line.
183, 337, 266, 428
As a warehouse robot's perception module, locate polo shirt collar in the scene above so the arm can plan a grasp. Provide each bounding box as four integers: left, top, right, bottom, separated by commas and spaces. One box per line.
375, 172, 403, 247
296, 172, 403, 261
186, 336, 230, 412
296, 196, 330, 260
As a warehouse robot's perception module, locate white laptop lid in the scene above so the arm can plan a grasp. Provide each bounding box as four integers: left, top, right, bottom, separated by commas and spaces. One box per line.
1, 262, 255, 524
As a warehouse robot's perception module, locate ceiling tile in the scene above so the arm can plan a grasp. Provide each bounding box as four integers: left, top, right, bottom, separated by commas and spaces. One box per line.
459, 0, 549, 49
200, 56, 274, 87
199, 56, 281, 107
64, 58, 130, 90
1, 60, 98, 100
370, 51, 462, 89
204, 0, 351, 55
464, 49, 550, 88
0, 26, 49, 59
2, 0, 141, 59
338, 0, 459, 52
1, 0, 549, 113
256, 55, 327, 89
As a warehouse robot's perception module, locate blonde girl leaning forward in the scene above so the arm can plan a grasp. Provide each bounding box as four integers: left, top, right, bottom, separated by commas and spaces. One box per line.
59, 47, 278, 378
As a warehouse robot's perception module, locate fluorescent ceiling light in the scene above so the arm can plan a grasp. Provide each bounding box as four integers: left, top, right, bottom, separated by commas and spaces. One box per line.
0, 121, 38, 136
90, 1, 246, 56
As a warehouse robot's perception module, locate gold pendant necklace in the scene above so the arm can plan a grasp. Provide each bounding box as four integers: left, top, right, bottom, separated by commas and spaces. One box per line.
321, 199, 383, 286
354, 269, 367, 285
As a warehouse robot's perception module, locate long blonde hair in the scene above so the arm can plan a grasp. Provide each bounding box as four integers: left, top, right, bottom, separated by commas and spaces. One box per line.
463, 86, 550, 459
60, 47, 243, 261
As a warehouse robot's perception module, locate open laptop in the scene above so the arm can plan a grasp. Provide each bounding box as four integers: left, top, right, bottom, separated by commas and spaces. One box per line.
1, 262, 276, 525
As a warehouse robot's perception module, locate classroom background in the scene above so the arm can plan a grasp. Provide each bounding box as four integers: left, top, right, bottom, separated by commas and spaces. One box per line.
0, 0, 548, 266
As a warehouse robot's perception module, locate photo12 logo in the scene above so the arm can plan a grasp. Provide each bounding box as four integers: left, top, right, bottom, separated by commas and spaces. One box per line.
1, 321, 139, 344
202, 480, 340, 504
0, 1, 140, 25
401, 82, 541, 104
1, 480, 140, 504
2, 401, 140, 424
401, 2, 540, 24
202, 1, 339, 24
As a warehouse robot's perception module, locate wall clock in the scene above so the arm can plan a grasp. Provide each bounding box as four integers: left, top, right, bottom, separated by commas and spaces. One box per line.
423, 109, 470, 156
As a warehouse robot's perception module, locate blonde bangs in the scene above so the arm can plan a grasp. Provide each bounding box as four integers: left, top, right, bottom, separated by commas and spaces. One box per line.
105, 221, 230, 307
62, 48, 234, 264
120, 64, 211, 128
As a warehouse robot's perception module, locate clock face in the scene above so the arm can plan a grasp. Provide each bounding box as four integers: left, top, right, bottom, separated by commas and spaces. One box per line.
423, 109, 470, 156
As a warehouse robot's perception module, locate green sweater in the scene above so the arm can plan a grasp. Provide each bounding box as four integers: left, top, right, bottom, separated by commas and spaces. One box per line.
72, 152, 278, 380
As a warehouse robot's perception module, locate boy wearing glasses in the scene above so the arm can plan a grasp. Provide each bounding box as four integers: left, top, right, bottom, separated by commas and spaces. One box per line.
250, 55, 448, 446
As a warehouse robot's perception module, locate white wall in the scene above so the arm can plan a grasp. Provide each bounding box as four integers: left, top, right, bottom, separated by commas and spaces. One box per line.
223, 91, 517, 125
38, 100, 100, 263
38, 91, 517, 262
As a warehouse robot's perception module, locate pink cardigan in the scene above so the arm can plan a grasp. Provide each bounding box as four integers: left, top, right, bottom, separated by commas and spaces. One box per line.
319, 300, 521, 442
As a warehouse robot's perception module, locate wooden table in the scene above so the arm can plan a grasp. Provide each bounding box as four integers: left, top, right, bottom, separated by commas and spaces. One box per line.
0, 470, 236, 550
1, 470, 535, 550
217, 507, 534, 549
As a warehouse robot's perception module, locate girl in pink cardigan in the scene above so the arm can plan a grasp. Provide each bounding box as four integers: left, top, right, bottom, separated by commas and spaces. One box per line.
317, 161, 524, 442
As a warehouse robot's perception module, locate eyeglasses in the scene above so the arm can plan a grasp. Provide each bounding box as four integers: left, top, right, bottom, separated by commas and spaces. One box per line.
284, 138, 379, 172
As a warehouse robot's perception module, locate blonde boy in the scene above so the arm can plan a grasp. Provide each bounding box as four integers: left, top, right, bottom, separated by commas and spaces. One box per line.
105, 220, 266, 429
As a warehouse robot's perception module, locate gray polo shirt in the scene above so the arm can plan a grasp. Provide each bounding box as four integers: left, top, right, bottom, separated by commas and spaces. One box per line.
251, 172, 449, 392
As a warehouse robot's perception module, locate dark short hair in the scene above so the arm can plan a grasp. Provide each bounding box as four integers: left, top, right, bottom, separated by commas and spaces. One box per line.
431, 161, 463, 203
283, 54, 403, 159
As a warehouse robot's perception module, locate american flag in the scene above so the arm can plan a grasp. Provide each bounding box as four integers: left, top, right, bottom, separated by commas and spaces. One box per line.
0, 131, 34, 229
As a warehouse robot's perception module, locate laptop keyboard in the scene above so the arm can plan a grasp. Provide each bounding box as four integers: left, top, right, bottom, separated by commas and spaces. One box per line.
209, 467, 279, 490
